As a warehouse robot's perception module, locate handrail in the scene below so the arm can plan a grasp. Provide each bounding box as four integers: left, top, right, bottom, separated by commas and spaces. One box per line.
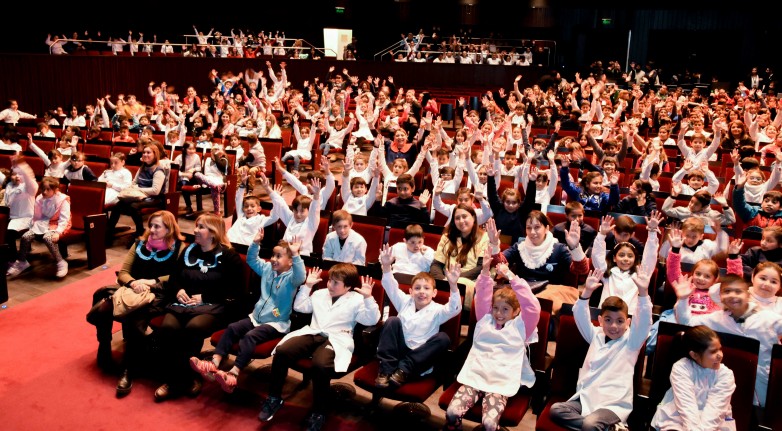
378, 38, 557, 66
373, 39, 404, 61
57, 38, 337, 57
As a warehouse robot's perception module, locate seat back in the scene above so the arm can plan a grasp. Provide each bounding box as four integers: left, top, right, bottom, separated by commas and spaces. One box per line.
765, 344, 782, 430
66, 180, 106, 230
0, 206, 9, 245
350, 214, 388, 265
646, 321, 687, 423
82, 142, 112, 161
548, 304, 592, 397
719, 329, 759, 431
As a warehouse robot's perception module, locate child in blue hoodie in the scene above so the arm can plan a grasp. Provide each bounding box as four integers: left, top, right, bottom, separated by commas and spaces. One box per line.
189, 231, 306, 393
559, 155, 619, 213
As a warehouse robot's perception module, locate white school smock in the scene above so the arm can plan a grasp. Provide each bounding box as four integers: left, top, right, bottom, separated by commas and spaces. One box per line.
323, 230, 367, 265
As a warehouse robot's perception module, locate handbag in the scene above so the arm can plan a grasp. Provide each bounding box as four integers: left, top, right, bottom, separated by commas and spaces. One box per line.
117, 186, 147, 202
112, 286, 155, 317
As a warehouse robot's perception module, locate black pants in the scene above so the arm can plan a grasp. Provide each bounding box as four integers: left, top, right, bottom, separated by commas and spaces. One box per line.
85, 286, 166, 375
107, 198, 161, 237
157, 311, 220, 389
214, 318, 282, 370
269, 334, 345, 414
376, 316, 451, 376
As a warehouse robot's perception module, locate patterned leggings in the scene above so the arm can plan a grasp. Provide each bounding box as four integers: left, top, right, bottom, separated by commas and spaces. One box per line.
194, 173, 226, 216
444, 384, 508, 431
19, 230, 63, 262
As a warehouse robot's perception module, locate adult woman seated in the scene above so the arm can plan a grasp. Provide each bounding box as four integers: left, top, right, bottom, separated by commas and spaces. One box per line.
107, 144, 167, 241
86, 210, 185, 396
494, 209, 589, 314
153, 213, 244, 401
429, 204, 489, 309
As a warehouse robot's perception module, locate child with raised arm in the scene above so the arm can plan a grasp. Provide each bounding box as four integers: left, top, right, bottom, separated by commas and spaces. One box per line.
275, 156, 335, 211
433, 184, 493, 226
731, 149, 782, 204
518, 150, 558, 205
375, 244, 462, 388
444, 248, 541, 431
190, 235, 306, 393
671, 161, 719, 195
26, 133, 69, 178
673, 274, 782, 407
340, 153, 379, 216
281, 121, 317, 171
676, 119, 722, 166
592, 212, 662, 312
658, 217, 729, 264
662, 189, 735, 227
727, 226, 782, 280
268, 176, 322, 256
559, 155, 620, 213
227, 194, 278, 246
322, 210, 367, 265
258, 264, 380, 431
733, 171, 782, 230
650, 325, 737, 431
549, 268, 653, 431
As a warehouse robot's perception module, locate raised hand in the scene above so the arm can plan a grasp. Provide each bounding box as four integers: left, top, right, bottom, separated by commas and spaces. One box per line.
565, 220, 581, 250
735, 172, 747, 188
631, 267, 652, 294
320, 156, 331, 173
434, 178, 446, 195
288, 236, 302, 255
445, 263, 462, 287
599, 215, 615, 235
379, 244, 395, 269
672, 274, 694, 299
682, 159, 694, 171
645, 210, 664, 233
486, 218, 501, 245
355, 275, 374, 298
481, 245, 493, 276
728, 238, 743, 255
310, 177, 322, 197
671, 181, 682, 197
305, 267, 322, 287
274, 183, 284, 195
419, 189, 431, 206
253, 226, 265, 244
713, 191, 728, 207
668, 226, 683, 248
609, 173, 620, 185
582, 269, 604, 298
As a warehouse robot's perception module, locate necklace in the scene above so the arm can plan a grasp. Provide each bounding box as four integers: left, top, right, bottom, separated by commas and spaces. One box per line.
136, 240, 176, 262
183, 243, 222, 273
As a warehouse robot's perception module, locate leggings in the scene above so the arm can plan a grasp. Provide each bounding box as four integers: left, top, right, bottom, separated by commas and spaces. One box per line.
18, 231, 62, 262
444, 384, 508, 431
193, 173, 226, 215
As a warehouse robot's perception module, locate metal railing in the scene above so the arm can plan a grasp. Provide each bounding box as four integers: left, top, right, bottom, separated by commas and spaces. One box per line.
374, 36, 557, 65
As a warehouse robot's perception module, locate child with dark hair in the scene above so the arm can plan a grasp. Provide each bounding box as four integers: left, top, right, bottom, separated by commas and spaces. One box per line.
671, 162, 719, 195
62, 151, 98, 183
601, 215, 644, 258
341, 154, 379, 216
227, 195, 278, 246
659, 217, 728, 264
673, 274, 782, 407
733, 171, 782, 230
662, 189, 735, 227
322, 210, 367, 265
650, 325, 736, 430
190, 235, 305, 393
383, 173, 430, 226
727, 226, 782, 280
553, 201, 598, 252
549, 268, 653, 430
98, 152, 132, 206
266, 174, 322, 256
259, 263, 380, 430
389, 224, 435, 274
560, 156, 619, 213
376, 245, 461, 389
614, 179, 656, 216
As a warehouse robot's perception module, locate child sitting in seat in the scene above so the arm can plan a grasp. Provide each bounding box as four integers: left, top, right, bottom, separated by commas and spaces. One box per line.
340, 153, 379, 216
650, 325, 736, 431
27, 133, 69, 178
258, 263, 380, 431
7, 176, 71, 278
552, 201, 599, 253
193, 148, 229, 216
383, 173, 431, 226
322, 210, 367, 265
444, 248, 541, 431
320, 113, 356, 157
432, 185, 493, 226
599, 215, 644, 258
615, 179, 656, 217
389, 224, 435, 275
62, 151, 98, 183
733, 172, 782, 230
98, 152, 132, 206
227, 195, 278, 246
548, 267, 653, 430
726, 242, 782, 314
592, 213, 662, 312
671, 162, 719, 195
731, 149, 782, 204
659, 217, 728, 264
559, 156, 620, 214
673, 274, 782, 407
376, 244, 462, 389
266, 174, 321, 256
190, 235, 305, 393
727, 226, 782, 280
519, 149, 558, 205
281, 122, 316, 171
236, 134, 266, 194
662, 189, 735, 227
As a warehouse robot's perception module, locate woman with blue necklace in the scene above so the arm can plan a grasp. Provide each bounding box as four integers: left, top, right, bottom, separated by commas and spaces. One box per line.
86, 210, 184, 397
153, 213, 244, 402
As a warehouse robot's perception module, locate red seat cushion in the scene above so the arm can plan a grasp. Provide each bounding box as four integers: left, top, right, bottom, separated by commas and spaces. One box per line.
438, 381, 531, 426
534, 395, 568, 430
353, 359, 439, 404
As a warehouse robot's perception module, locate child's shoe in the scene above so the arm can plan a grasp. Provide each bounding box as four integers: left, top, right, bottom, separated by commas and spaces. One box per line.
189, 357, 217, 381
7, 260, 31, 277
215, 370, 238, 393
56, 259, 68, 278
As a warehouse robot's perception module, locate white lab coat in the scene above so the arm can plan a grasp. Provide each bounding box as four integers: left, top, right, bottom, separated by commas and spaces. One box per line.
269, 190, 320, 256
569, 295, 652, 422
593, 231, 658, 312
323, 230, 367, 265
273, 286, 380, 372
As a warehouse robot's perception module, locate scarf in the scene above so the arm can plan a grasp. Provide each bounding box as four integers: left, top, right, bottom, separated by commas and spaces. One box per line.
146, 238, 168, 251
390, 140, 412, 154
518, 231, 556, 269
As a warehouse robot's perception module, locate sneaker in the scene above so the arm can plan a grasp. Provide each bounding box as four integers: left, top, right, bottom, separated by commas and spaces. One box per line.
6, 260, 30, 277
55, 260, 68, 278
215, 370, 238, 393
258, 396, 284, 422
305, 413, 326, 431
189, 357, 217, 381
375, 373, 390, 389
389, 369, 408, 387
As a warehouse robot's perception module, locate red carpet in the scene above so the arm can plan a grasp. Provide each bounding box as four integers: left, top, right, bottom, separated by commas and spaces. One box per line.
0, 267, 375, 431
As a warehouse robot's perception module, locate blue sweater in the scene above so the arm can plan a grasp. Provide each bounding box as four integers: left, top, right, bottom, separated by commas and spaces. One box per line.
247, 242, 307, 327
559, 166, 619, 213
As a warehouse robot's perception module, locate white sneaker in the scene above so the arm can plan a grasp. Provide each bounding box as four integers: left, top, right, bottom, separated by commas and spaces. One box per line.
6, 260, 30, 277
56, 260, 68, 278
